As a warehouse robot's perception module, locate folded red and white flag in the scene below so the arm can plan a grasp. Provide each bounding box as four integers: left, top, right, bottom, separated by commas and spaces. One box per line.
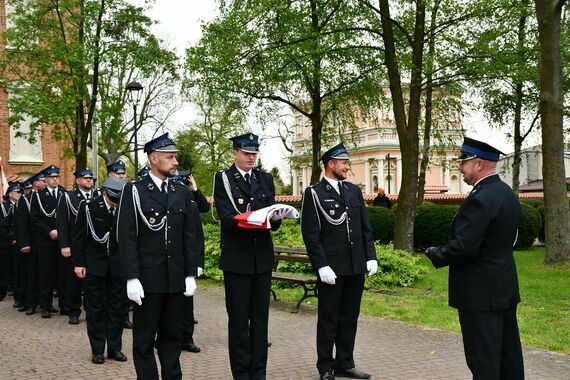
234, 204, 299, 229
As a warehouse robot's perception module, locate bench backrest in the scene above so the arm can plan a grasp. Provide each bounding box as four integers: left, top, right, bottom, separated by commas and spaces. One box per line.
274, 246, 311, 264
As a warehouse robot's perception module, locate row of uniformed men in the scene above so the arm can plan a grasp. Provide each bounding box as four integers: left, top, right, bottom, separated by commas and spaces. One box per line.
0, 159, 207, 365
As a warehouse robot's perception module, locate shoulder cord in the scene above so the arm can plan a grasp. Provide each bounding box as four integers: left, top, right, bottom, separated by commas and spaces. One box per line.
310, 188, 350, 238
0, 204, 6, 218
23, 196, 31, 212
131, 185, 167, 232
65, 193, 79, 218
211, 174, 219, 222
36, 192, 56, 218
221, 171, 251, 214
85, 204, 109, 244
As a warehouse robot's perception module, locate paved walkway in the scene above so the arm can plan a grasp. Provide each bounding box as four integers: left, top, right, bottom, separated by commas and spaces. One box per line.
1, 284, 568, 379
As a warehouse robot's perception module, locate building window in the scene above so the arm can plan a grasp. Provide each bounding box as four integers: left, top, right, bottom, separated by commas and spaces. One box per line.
9, 112, 43, 165
298, 182, 303, 195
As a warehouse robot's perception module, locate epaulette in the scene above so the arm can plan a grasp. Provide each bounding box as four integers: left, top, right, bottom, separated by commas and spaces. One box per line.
171, 179, 186, 187
131, 178, 143, 184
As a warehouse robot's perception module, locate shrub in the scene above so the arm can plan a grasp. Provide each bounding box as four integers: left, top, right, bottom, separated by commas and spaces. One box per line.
515, 202, 541, 250
414, 204, 459, 250
521, 199, 543, 209
202, 223, 223, 280
366, 206, 395, 244
200, 211, 219, 225
365, 244, 428, 288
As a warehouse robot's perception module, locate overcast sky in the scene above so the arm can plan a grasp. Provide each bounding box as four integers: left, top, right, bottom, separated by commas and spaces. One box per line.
138, 0, 536, 180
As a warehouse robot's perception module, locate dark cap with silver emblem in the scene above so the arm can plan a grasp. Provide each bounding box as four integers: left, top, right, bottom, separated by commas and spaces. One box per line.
42, 165, 60, 177
320, 143, 350, 165
73, 167, 94, 178
27, 170, 46, 184
107, 160, 126, 174
229, 133, 260, 153
101, 177, 127, 203
143, 133, 179, 154
5, 183, 22, 195
458, 137, 505, 162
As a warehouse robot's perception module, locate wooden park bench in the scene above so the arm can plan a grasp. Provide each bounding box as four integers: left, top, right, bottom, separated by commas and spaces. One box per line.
271, 247, 318, 313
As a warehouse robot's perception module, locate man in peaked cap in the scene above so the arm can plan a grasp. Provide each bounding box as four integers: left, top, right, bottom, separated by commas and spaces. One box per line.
425, 136, 524, 380
30, 165, 67, 318
56, 167, 99, 324
137, 165, 151, 179
73, 176, 129, 364
117, 133, 202, 379
0, 183, 22, 302
15, 170, 46, 315
107, 160, 127, 179
301, 143, 377, 380
213, 132, 282, 380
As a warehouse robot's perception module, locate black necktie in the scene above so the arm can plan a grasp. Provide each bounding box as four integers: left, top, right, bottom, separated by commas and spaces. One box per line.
85, 193, 90, 201
338, 181, 346, 200
52, 189, 56, 198
244, 173, 250, 184
161, 181, 168, 203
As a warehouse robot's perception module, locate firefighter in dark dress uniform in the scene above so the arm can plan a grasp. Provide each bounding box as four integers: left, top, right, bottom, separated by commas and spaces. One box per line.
117, 133, 201, 380
15, 172, 47, 315
73, 177, 128, 364
30, 165, 67, 318
301, 143, 377, 380
213, 132, 282, 380
0, 184, 21, 302
425, 137, 524, 380
176, 170, 209, 354
56, 167, 98, 324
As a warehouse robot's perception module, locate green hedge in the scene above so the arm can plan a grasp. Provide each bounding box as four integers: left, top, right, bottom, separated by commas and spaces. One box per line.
202, 219, 427, 288
366, 206, 395, 244
521, 199, 543, 210
515, 202, 541, 250
414, 204, 459, 249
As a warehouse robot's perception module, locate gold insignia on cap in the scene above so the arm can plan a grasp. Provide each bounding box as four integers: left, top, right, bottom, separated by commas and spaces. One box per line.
149, 217, 156, 224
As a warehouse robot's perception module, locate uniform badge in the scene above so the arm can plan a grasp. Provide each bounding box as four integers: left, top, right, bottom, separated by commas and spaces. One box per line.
335, 204, 339, 208
170, 184, 175, 192
249, 134, 254, 140
238, 198, 244, 204
149, 217, 156, 224
329, 210, 335, 216
147, 183, 155, 191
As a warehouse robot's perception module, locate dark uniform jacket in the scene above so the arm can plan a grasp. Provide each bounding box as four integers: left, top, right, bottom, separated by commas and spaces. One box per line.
301, 178, 376, 276
427, 174, 521, 312
57, 188, 99, 251
0, 202, 16, 249
117, 176, 200, 294
30, 186, 66, 248
15, 194, 33, 250
72, 196, 121, 277
213, 164, 281, 274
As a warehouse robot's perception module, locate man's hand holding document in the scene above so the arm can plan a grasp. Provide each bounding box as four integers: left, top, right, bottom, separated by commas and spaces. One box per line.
234, 204, 299, 229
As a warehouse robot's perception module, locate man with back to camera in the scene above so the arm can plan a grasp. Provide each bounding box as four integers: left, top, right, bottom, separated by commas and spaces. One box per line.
29, 165, 67, 318
301, 143, 377, 380
116, 133, 202, 380
73, 176, 128, 365
15, 171, 47, 315
213, 132, 282, 380
425, 137, 524, 380
56, 167, 98, 324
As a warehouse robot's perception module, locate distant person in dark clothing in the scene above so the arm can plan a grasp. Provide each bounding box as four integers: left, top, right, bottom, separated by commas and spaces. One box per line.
372, 188, 391, 209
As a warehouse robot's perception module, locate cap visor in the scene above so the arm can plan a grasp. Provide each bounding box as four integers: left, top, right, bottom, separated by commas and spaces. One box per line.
331, 153, 350, 160
239, 146, 259, 153
154, 145, 179, 153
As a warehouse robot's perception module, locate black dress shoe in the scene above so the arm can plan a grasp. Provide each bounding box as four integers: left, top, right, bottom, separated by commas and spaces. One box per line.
18, 305, 27, 312
49, 305, 59, 314
182, 342, 201, 353
320, 371, 335, 380
123, 320, 133, 329
25, 307, 37, 315
108, 351, 127, 362
68, 315, 79, 325
41, 309, 51, 318
335, 368, 371, 379
92, 353, 105, 364
13, 301, 23, 308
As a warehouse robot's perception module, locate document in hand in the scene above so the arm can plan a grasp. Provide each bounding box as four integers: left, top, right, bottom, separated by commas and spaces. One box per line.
233, 204, 299, 229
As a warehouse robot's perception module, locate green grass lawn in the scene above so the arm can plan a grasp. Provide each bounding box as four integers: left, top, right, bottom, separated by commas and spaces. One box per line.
270, 247, 570, 353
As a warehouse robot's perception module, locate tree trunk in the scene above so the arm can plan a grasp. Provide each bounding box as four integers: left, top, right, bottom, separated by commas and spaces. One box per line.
309, 110, 323, 185
534, 0, 570, 263
512, 82, 523, 194
379, 0, 425, 251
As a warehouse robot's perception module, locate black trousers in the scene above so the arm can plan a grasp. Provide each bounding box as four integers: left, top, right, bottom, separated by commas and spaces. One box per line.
84, 271, 125, 355
13, 248, 27, 304
316, 274, 365, 373
133, 292, 184, 380
183, 295, 195, 344
38, 245, 59, 310
458, 304, 525, 380
63, 256, 83, 317
224, 270, 272, 380
25, 249, 39, 308
0, 247, 10, 298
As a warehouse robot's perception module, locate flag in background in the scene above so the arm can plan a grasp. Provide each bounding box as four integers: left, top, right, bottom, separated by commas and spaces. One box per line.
0, 164, 8, 203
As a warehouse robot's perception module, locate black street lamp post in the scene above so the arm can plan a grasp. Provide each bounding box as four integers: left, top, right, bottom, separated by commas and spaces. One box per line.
126, 81, 144, 173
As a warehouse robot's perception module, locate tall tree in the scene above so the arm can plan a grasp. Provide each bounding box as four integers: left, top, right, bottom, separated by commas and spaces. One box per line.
534, 0, 570, 263
184, 0, 384, 184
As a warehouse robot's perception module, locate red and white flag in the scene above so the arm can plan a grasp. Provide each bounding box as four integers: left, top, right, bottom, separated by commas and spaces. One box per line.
0, 165, 8, 203
234, 204, 299, 229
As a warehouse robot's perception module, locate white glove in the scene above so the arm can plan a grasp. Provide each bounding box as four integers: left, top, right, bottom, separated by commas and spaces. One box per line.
184, 276, 197, 297
197, 267, 203, 277
367, 260, 378, 276
271, 209, 284, 220
318, 266, 337, 285
127, 278, 145, 306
